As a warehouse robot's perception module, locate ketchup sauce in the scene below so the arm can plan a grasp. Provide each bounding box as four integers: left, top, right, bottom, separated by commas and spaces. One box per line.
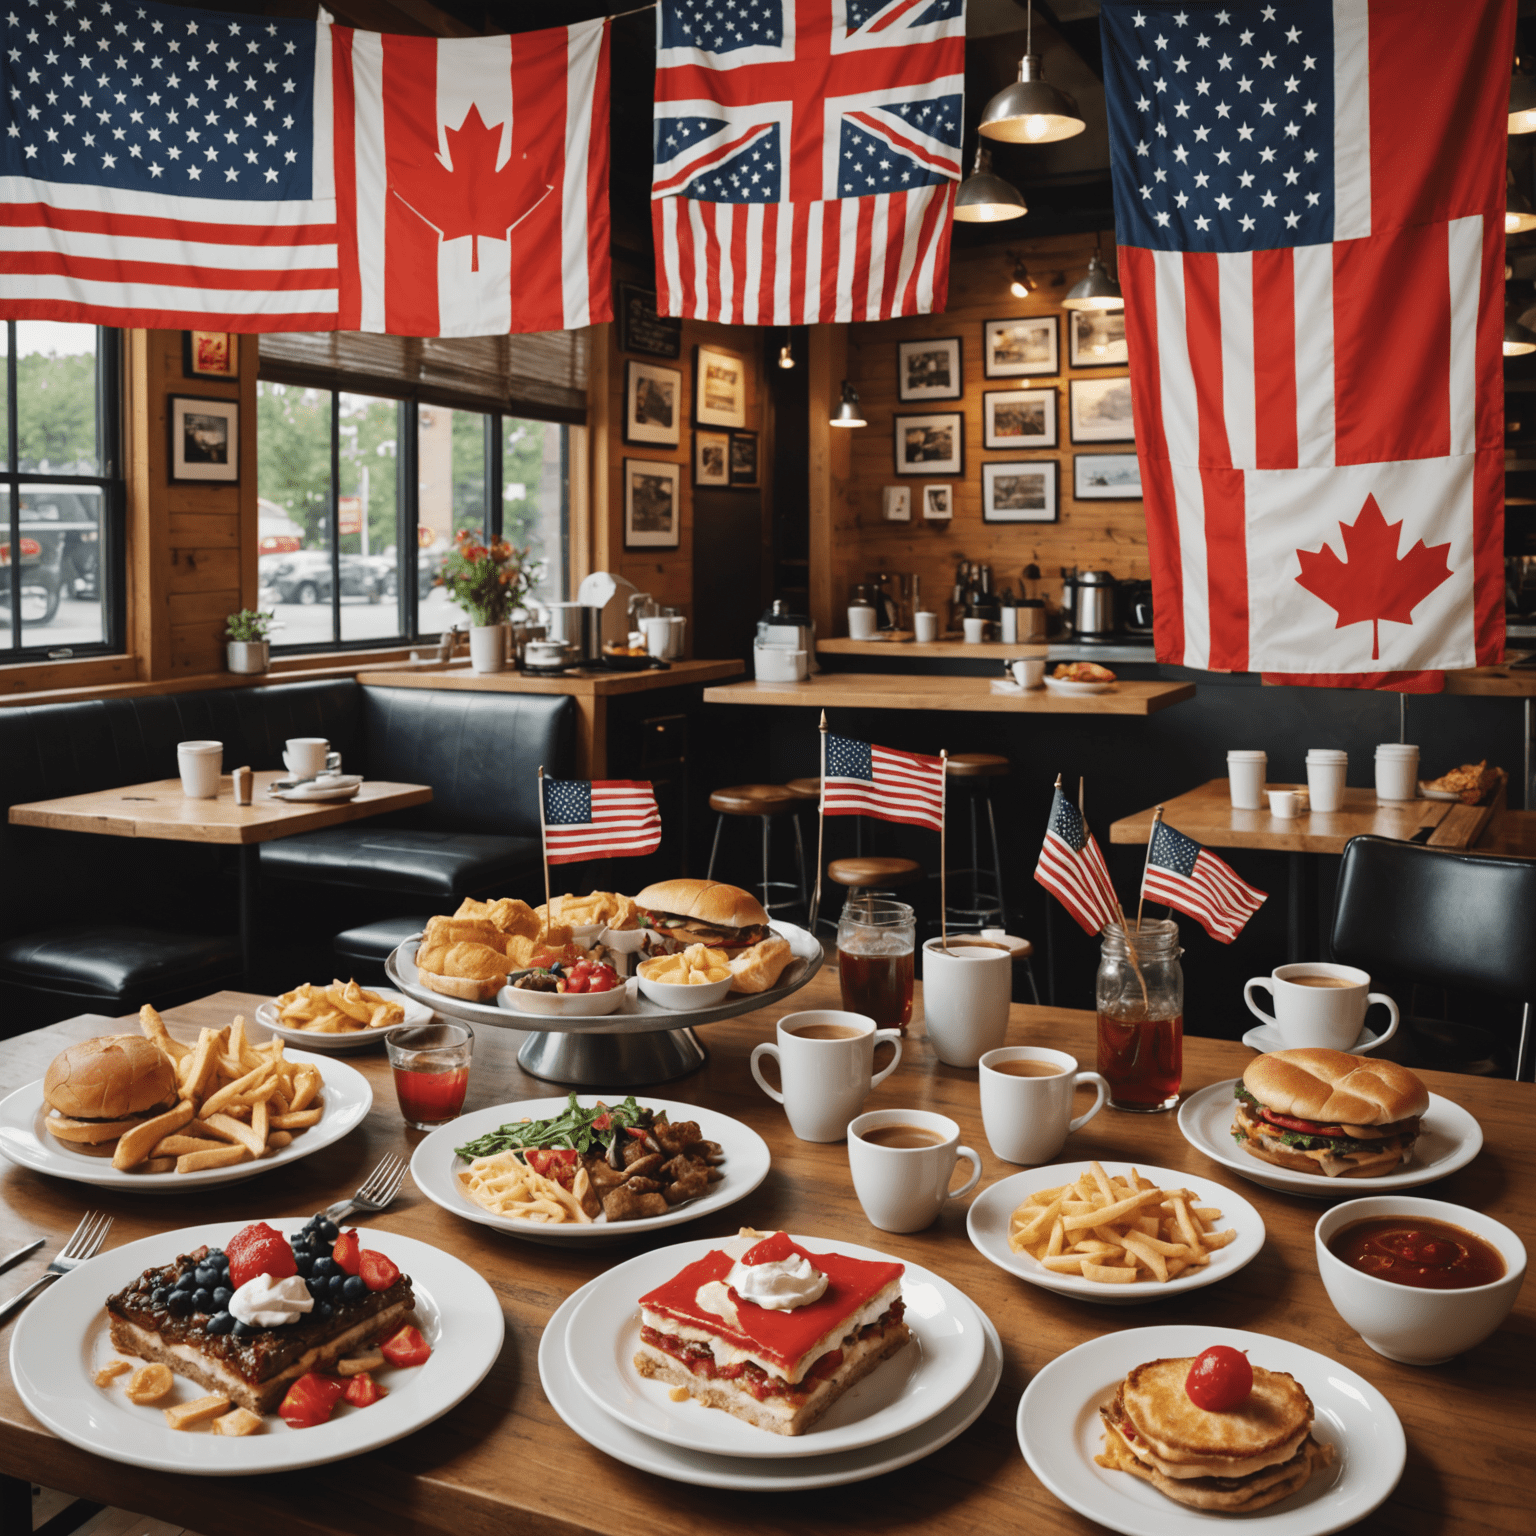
1327, 1217, 1506, 1289
392, 1066, 469, 1126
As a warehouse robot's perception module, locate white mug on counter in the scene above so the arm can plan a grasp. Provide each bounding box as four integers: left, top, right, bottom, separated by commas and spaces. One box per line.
978, 1047, 1109, 1165
847, 1108, 982, 1232
914, 611, 938, 643
750, 1010, 902, 1142
1243, 962, 1400, 1052
1227, 749, 1267, 810
284, 737, 340, 779
848, 604, 878, 640
962, 617, 987, 644
176, 740, 222, 799
1011, 657, 1045, 689
1267, 788, 1302, 819
921, 936, 1014, 1067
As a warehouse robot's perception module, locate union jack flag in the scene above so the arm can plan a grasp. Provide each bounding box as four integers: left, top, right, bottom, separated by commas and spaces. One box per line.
651, 0, 965, 324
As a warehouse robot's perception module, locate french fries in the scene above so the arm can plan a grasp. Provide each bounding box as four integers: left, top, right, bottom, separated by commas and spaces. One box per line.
1008, 1161, 1236, 1286
273, 979, 405, 1034
638, 943, 731, 986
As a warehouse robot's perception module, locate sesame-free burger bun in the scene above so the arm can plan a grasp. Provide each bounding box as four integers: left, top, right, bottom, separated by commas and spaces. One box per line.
1242, 1049, 1428, 1127
43, 1034, 176, 1143
635, 879, 769, 930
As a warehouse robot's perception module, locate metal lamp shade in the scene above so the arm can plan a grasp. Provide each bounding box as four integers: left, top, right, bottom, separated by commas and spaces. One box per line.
1061, 252, 1123, 312
953, 148, 1028, 223
1511, 72, 1536, 134
1509, 181, 1536, 234
1505, 311, 1536, 356
830, 383, 866, 428
978, 55, 1085, 145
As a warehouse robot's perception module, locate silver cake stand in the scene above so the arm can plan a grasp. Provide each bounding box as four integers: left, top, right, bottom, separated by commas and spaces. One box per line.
385, 922, 824, 1086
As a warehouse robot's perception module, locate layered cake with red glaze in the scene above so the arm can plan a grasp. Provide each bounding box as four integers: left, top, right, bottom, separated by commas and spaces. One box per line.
633, 1228, 910, 1435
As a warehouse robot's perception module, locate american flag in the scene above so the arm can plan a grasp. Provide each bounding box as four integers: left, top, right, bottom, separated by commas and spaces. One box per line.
650, 0, 964, 324
1141, 819, 1265, 943
1034, 786, 1121, 937
541, 778, 661, 865
822, 733, 944, 832
0, 2, 611, 336
1103, 0, 1508, 683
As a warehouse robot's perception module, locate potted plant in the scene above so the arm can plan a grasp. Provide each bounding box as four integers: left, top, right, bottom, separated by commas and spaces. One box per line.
437, 533, 538, 673
224, 609, 276, 675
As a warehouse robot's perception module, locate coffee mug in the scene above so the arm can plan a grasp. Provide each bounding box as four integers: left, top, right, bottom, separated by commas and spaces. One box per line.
176, 740, 222, 800
914, 611, 938, 643
1243, 963, 1400, 1052
750, 1010, 902, 1142
921, 936, 1014, 1067
847, 1108, 982, 1232
978, 1047, 1109, 1164
1011, 657, 1045, 689
284, 738, 340, 779
962, 617, 987, 643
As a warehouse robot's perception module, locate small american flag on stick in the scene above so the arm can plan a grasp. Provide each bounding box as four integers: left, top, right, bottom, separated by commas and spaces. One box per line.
1035, 785, 1121, 937
822, 733, 945, 832
1142, 820, 1266, 944
540, 777, 661, 864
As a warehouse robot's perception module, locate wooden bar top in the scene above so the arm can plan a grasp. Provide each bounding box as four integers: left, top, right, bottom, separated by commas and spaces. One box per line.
364, 657, 744, 697
1442, 659, 1536, 696
0, 973, 1530, 1535
818, 637, 1050, 660
7, 771, 431, 845
705, 672, 1195, 716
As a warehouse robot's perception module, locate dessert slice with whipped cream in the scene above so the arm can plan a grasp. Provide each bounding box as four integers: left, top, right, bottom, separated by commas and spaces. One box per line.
633, 1227, 910, 1435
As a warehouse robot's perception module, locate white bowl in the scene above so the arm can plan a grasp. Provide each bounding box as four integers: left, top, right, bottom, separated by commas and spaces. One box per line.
1315, 1196, 1526, 1364
635, 969, 732, 1010
600, 925, 649, 954
566, 923, 605, 948
496, 976, 627, 1017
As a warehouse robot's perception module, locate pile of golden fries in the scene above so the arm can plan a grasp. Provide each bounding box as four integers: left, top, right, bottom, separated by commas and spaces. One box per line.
120, 1006, 326, 1174
1007, 1160, 1236, 1285
638, 943, 730, 986
274, 979, 404, 1034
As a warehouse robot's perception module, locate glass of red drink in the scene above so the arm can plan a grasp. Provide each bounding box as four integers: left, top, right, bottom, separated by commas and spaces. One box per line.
1095, 919, 1183, 1112
386, 1021, 473, 1130
837, 897, 916, 1032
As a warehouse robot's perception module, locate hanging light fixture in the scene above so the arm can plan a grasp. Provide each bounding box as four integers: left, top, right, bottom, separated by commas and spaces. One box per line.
829, 382, 866, 428
1009, 256, 1038, 298
1062, 249, 1123, 312
778, 339, 795, 369
979, 0, 1086, 145
953, 144, 1027, 223
1506, 308, 1536, 356
1508, 176, 1536, 234
1512, 68, 1536, 134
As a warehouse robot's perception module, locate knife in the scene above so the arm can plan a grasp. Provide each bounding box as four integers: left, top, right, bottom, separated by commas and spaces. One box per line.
0, 1238, 44, 1276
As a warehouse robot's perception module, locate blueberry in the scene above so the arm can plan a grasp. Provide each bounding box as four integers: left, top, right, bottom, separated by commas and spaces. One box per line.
318, 1219, 339, 1241
316, 1301, 334, 1320
206, 1311, 234, 1335
211, 1284, 231, 1306
294, 1254, 313, 1277
311, 1257, 334, 1279
326, 1273, 345, 1297
151, 1286, 170, 1307
167, 1290, 193, 1318
342, 1275, 366, 1302
194, 1266, 218, 1289
233, 1320, 255, 1339
172, 1271, 196, 1292
192, 1288, 214, 1313
306, 1278, 324, 1299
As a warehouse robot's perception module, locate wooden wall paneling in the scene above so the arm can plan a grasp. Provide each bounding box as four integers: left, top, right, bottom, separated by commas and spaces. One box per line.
125, 329, 171, 679
807, 323, 849, 643
237, 342, 259, 614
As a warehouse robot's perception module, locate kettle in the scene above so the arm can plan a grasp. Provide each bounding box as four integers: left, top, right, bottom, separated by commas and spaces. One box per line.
1062, 568, 1118, 639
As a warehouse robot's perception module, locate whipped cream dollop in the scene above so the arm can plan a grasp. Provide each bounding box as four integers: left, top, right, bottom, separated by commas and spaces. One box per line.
228, 1273, 314, 1328
726, 1249, 828, 1312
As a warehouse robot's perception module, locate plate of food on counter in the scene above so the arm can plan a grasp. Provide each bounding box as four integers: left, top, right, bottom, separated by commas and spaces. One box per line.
385, 879, 821, 1033
256, 979, 431, 1051
1043, 662, 1118, 695
9, 1214, 503, 1474
967, 1159, 1266, 1305
0, 1008, 371, 1191
410, 1092, 771, 1243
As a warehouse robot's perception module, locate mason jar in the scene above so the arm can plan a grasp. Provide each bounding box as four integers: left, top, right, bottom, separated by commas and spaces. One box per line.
1095, 920, 1183, 1112
836, 897, 916, 1032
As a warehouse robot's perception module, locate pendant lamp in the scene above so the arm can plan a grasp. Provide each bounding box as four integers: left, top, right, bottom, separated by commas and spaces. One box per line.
953, 144, 1027, 223
1508, 177, 1536, 235
778, 342, 795, 370
829, 382, 866, 428
1505, 309, 1536, 356
979, 0, 1086, 145
1512, 70, 1536, 135
1062, 251, 1123, 312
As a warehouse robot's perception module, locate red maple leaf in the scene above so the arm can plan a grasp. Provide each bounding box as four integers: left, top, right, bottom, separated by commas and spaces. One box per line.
1293, 494, 1453, 661
391, 105, 519, 273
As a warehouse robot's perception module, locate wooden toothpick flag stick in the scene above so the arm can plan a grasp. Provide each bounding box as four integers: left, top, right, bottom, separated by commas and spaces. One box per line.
1136, 806, 1166, 932
537, 764, 552, 917
810, 710, 828, 931
940, 748, 949, 952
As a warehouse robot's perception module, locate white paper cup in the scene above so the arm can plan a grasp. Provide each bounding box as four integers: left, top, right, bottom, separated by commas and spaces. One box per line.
1268, 789, 1300, 818
978, 1047, 1109, 1165
1227, 750, 1267, 810
1243, 962, 1400, 1052
1306, 751, 1348, 813
921, 936, 1014, 1066
177, 740, 222, 799
1011, 657, 1045, 689
750, 1010, 902, 1143
914, 611, 938, 643
847, 1108, 982, 1232
848, 606, 877, 640
962, 617, 987, 643
1375, 745, 1420, 803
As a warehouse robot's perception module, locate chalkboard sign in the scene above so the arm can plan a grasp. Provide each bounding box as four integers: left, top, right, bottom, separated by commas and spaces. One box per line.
620, 283, 683, 359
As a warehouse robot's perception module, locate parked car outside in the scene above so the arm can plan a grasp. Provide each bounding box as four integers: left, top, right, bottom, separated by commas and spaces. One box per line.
0, 486, 103, 626
258, 550, 386, 606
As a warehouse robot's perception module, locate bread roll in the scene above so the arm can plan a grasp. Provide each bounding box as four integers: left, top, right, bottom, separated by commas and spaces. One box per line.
1241, 1049, 1428, 1126
727, 936, 795, 994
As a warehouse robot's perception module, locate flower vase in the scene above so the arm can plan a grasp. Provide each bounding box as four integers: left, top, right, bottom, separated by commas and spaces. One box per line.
469, 623, 507, 674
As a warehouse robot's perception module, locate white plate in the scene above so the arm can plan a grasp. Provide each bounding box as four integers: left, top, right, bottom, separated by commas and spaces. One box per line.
966, 1162, 1266, 1305
1178, 1079, 1483, 1198
1419, 783, 1461, 801
256, 986, 432, 1051
9, 1218, 503, 1475
1044, 676, 1115, 695
0, 1052, 371, 1192
540, 1274, 1002, 1490
1241, 1022, 1388, 1056
1017, 1324, 1405, 1536
410, 1096, 771, 1244
566, 1233, 988, 1458
270, 781, 362, 803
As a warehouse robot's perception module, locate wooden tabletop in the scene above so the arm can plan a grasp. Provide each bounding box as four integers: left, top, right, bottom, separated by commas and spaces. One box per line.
364, 657, 745, 698
7, 772, 432, 846
818, 638, 1050, 660
1, 973, 1529, 1536
1110, 778, 1502, 854
704, 673, 1195, 717
1442, 660, 1536, 696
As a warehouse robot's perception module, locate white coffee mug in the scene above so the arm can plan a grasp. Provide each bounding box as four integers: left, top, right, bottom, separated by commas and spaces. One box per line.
921, 936, 1014, 1067
1011, 657, 1045, 689
847, 1108, 982, 1232
284, 737, 339, 778
750, 1010, 902, 1142
1267, 789, 1301, 819
176, 740, 222, 799
848, 605, 877, 640
1243, 963, 1400, 1052
979, 1047, 1109, 1164
962, 617, 987, 643
914, 611, 938, 643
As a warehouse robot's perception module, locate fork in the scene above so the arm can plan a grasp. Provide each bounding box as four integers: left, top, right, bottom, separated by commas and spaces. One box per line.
0, 1212, 112, 1326
323, 1154, 410, 1224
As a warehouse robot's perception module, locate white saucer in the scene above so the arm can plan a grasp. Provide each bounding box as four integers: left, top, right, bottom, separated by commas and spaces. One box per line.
1043, 676, 1115, 695
538, 1275, 1002, 1490
256, 985, 432, 1051
271, 775, 363, 803
1241, 1021, 1388, 1055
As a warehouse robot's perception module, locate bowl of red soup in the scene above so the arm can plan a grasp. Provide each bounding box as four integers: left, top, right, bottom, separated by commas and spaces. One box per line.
1315, 1197, 1526, 1365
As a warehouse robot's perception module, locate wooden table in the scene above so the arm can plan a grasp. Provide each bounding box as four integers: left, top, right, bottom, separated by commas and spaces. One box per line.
818, 638, 1050, 661
8, 772, 431, 979
364, 659, 745, 778
704, 672, 1195, 716
2, 972, 1529, 1536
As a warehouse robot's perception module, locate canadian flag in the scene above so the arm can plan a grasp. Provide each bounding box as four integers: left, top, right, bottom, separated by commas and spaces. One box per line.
331, 19, 610, 338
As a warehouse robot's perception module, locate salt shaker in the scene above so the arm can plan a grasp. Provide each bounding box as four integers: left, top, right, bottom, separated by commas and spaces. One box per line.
233, 765, 254, 805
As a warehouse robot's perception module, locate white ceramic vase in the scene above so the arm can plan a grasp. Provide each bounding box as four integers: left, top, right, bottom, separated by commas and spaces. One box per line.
469, 623, 507, 673
226, 639, 268, 675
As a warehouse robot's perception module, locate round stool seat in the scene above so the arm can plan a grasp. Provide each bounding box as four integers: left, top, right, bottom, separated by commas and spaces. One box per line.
709, 783, 802, 816
784, 777, 822, 800
828, 856, 923, 889
945, 753, 1009, 779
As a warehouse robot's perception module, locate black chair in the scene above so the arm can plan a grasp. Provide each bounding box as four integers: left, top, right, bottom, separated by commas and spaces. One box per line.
1330, 835, 1536, 1079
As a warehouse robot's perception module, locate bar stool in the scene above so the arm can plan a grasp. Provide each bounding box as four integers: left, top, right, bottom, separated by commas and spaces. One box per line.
943, 753, 1008, 930
827, 856, 924, 902
706, 784, 808, 918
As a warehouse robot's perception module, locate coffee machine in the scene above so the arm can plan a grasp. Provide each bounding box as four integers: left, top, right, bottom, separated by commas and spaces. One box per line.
1061, 568, 1119, 642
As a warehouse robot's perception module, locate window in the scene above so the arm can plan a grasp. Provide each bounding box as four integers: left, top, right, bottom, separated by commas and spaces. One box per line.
0, 322, 122, 662
257, 383, 568, 653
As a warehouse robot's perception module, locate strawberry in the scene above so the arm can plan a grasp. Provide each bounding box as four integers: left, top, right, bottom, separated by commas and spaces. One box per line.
332, 1229, 362, 1276
343, 1372, 387, 1407
359, 1249, 400, 1292
379, 1325, 431, 1369
279, 1372, 345, 1428
226, 1223, 296, 1291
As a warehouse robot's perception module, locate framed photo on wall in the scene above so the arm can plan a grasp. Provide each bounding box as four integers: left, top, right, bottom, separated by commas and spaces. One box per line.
893, 411, 964, 476
694, 429, 730, 487
695, 344, 747, 427
1074, 452, 1144, 500
624, 359, 682, 447
982, 460, 1058, 523
897, 336, 963, 402
183, 330, 236, 380
922, 484, 953, 521
729, 430, 759, 487
1069, 376, 1134, 442
623, 458, 681, 549
882, 486, 911, 522
983, 315, 1058, 378
619, 282, 683, 359
169, 396, 238, 482
1068, 308, 1128, 367
983, 387, 1057, 450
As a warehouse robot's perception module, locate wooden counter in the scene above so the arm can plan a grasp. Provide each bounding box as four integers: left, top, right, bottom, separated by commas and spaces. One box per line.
364, 658, 745, 776
1443, 659, 1536, 696
704, 671, 1194, 716
818, 637, 1049, 660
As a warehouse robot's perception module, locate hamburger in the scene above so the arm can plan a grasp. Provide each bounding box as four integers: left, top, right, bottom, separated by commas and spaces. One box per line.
635, 879, 772, 953
1231, 1048, 1429, 1178
44, 1035, 178, 1147
1097, 1355, 1335, 1513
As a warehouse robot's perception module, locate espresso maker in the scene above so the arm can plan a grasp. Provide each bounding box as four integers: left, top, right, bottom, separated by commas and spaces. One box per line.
1061, 567, 1119, 642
